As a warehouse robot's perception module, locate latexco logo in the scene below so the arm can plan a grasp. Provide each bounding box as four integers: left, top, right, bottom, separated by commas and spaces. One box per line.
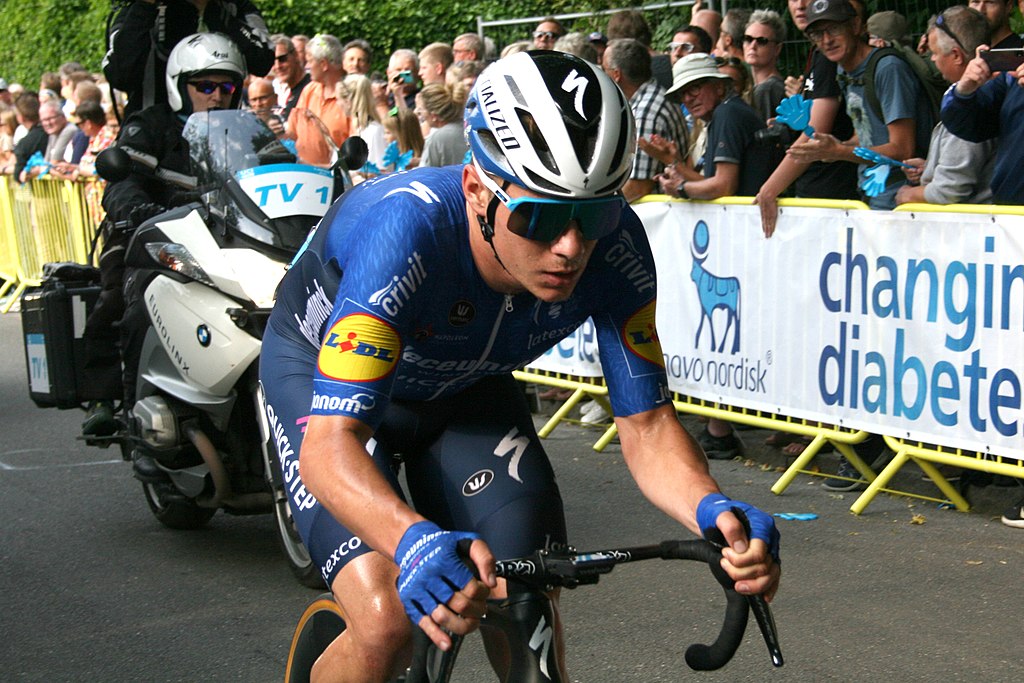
689, 220, 741, 355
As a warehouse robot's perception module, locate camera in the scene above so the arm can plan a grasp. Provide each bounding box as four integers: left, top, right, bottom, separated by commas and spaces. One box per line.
754, 122, 795, 147
392, 70, 414, 85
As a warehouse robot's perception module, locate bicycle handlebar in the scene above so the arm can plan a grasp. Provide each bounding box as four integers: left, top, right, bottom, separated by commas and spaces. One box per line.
493, 539, 783, 671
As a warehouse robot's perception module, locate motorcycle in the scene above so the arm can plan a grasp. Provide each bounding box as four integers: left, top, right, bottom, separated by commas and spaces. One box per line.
87, 110, 364, 587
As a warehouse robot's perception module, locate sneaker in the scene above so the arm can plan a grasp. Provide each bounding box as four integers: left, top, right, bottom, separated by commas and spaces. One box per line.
82, 400, 117, 437
579, 400, 611, 425
1001, 497, 1024, 529
823, 457, 866, 491
698, 427, 742, 460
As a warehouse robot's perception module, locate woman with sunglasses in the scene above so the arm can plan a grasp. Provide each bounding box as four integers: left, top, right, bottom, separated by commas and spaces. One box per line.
79, 32, 248, 438
259, 50, 781, 683
743, 10, 788, 123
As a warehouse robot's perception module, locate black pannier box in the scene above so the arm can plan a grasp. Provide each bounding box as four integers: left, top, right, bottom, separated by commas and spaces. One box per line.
21, 263, 102, 409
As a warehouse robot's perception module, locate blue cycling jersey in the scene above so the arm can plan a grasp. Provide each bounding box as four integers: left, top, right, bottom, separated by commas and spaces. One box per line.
268, 165, 670, 429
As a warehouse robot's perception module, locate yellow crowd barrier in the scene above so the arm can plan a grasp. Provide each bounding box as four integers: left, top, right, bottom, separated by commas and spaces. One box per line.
518, 195, 1024, 515
0, 175, 104, 312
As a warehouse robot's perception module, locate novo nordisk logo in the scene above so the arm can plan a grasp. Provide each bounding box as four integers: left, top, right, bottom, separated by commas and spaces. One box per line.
690, 220, 741, 355
462, 469, 494, 496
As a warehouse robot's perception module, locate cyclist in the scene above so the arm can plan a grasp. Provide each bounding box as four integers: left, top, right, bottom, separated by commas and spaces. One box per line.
260, 50, 781, 683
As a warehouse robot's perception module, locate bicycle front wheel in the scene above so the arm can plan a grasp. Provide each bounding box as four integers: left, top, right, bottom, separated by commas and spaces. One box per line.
285, 593, 346, 683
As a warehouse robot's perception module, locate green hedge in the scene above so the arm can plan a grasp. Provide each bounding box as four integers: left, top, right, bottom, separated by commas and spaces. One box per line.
0, 0, 974, 88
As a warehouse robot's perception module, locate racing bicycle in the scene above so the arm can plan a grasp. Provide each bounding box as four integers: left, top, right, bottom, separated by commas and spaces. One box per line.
283, 536, 783, 682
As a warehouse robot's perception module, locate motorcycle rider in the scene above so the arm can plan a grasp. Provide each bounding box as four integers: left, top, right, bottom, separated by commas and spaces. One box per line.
81, 32, 246, 437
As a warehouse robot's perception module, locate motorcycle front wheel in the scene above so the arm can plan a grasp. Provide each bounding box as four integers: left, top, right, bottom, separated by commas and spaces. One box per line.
142, 480, 217, 529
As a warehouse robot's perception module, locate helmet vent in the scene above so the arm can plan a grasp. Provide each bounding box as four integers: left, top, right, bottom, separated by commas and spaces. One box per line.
516, 109, 559, 176
474, 129, 513, 176
524, 167, 569, 195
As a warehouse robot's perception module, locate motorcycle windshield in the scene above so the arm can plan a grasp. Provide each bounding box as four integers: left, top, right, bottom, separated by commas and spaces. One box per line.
183, 110, 334, 256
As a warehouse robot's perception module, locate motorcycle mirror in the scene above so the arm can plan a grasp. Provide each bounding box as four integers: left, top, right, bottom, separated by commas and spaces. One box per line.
339, 137, 369, 173
95, 147, 133, 183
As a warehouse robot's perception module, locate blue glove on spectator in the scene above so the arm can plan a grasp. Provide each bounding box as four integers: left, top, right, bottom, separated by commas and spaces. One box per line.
696, 493, 781, 564
395, 521, 479, 625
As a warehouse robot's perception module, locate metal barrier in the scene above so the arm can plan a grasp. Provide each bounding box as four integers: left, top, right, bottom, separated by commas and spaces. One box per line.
0, 175, 103, 312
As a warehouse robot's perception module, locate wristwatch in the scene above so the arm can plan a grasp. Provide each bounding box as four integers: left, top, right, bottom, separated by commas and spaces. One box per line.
676, 180, 689, 199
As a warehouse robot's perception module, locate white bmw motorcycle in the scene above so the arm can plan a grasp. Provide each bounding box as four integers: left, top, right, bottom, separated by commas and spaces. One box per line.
93, 110, 362, 587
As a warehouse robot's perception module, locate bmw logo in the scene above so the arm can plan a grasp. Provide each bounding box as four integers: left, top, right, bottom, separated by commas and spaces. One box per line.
196, 324, 211, 347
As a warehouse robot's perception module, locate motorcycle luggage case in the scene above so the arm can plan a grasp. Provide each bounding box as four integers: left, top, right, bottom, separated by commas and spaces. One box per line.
21, 264, 102, 409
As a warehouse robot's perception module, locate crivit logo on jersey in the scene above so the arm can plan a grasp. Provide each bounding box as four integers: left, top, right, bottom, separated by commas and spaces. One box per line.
622, 300, 664, 367
369, 252, 427, 317
318, 313, 401, 382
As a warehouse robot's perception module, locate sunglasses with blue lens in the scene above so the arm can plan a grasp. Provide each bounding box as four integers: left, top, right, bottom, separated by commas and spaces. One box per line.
189, 80, 238, 96
475, 164, 626, 242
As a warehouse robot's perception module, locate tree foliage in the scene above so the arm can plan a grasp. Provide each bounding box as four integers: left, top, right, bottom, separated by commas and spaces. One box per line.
0, 0, 961, 87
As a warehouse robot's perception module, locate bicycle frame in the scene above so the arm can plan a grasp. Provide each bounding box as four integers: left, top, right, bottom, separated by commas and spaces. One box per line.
284, 539, 783, 682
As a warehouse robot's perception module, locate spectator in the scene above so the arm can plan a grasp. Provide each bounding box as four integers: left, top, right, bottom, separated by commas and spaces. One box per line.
418, 43, 453, 86
554, 32, 599, 64
247, 77, 285, 137
942, 11, 1024, 204
415, 82, 469, 167
72, 81, 104, 111
40, 72, 62, 101
532, 17, 566, 50
344, 73, 386, 172
35, 100, 80, 173
787, 0, 936, 210
501, 41, 533, 59
717, 55, 753, 104
452, 33, 484, 62
0, 108, 16, 175
292, 34, 310, 67
968, 0, 1022, 49
0, 78, 12, 108
896, 6, 995, 206
381, 108, 424, 172
65, 100, 118, 178
386, 48, 420, 111
370, 72, 391, 121
271, 34, 311, 120
744, 10, 787, 123
867, 10, 910, 49
755, 0, 860, 240
588, 31, 609, 63
60, 70, 94, 120
343, 39, 373, 76
603, 38, 689, 202
716, 8, 752, 60
607, 9, 673, 89
102, 0, 273, 117
289, 34, 350, 166
669, 25, 714, 65
692, 7, 723, 46
13, 92, 46, 181
446, 60, 486, 91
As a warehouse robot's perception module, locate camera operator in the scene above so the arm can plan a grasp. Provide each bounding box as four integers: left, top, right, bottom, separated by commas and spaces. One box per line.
386, 48, 420, 112
82, 33, 247, 437
102, 0, 272, 118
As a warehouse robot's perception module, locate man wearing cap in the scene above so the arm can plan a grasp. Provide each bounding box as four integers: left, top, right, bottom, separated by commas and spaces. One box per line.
657, 53, 772, 201
786, 0, 935, 210
588, 31, 609, 63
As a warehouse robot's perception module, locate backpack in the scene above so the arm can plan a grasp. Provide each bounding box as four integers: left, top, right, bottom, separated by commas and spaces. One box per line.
861, 45, 946, 123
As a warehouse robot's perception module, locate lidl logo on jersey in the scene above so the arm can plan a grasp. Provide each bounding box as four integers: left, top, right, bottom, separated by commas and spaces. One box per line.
318, 313, 401, 382
622, 300, 664, 366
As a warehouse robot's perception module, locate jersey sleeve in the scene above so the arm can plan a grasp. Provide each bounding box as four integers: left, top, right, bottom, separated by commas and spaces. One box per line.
590, 213, 671, 417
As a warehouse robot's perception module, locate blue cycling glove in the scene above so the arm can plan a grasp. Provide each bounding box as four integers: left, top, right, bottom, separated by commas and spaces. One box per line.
696, 493, 781, 564
394, 521, 479, 624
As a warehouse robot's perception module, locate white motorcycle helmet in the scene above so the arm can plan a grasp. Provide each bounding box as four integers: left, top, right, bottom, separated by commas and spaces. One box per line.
464, 50, 636, 199
165, 32, 247, 114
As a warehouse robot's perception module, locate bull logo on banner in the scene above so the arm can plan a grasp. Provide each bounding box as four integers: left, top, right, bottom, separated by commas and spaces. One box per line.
690, 220, 741, 354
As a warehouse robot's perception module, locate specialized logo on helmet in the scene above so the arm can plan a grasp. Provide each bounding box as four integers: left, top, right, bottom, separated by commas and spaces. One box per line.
477, 80, 521, 152
623, 300, 665, 366
318, 313, 400, 382
561, 70, 590, 119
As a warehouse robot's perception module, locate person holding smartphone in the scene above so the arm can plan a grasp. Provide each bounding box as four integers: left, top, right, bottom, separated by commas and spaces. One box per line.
942, 23, 1024, 204
386, 48, 420, 112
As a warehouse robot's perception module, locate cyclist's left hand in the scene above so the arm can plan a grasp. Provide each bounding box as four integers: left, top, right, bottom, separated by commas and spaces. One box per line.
697, 493, 781, 601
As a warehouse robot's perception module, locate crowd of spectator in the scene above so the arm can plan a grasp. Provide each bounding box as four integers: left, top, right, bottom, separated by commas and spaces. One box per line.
2, 0, 1023, 528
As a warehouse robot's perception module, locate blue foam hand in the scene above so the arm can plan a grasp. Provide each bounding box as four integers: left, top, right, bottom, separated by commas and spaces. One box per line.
361, 161, 380, 175
696, 493, 781, 563
861, 163, 891, 197
382, 141, 414, 172
395, 521, 480, 625
774, 94, 815, 137
853, 146, 913, 169
24, 150, 50, 177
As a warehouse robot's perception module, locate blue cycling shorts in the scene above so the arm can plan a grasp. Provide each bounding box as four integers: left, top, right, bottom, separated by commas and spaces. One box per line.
260, 325, 567, 588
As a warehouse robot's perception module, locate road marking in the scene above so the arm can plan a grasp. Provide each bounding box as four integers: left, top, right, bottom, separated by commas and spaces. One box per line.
0, 449, 122, 471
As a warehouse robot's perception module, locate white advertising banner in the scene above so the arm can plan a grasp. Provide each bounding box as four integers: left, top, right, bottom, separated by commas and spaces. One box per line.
528, 200, 1024, 460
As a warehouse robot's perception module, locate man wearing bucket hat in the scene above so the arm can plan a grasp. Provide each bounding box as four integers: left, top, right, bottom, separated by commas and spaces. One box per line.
656, 53, 773, 201
786, 0, 935, 210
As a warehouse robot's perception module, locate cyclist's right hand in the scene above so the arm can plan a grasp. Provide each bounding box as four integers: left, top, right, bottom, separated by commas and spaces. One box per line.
696, 494, 781, 601
394, 521, 496, 650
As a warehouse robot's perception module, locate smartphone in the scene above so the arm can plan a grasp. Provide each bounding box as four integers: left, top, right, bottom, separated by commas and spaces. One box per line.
980, 48, 1024, 72
397, 70, 414, 84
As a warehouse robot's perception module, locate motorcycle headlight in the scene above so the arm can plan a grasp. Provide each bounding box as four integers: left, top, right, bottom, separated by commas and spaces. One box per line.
145, 242, 216, 286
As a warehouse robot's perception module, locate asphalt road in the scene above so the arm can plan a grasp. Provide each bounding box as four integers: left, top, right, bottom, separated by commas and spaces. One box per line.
1, 309, 1022, 682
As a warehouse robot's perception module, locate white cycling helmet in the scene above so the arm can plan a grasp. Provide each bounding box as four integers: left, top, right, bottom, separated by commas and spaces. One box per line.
165, 32, 247, 114
464, 50, 636, 199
